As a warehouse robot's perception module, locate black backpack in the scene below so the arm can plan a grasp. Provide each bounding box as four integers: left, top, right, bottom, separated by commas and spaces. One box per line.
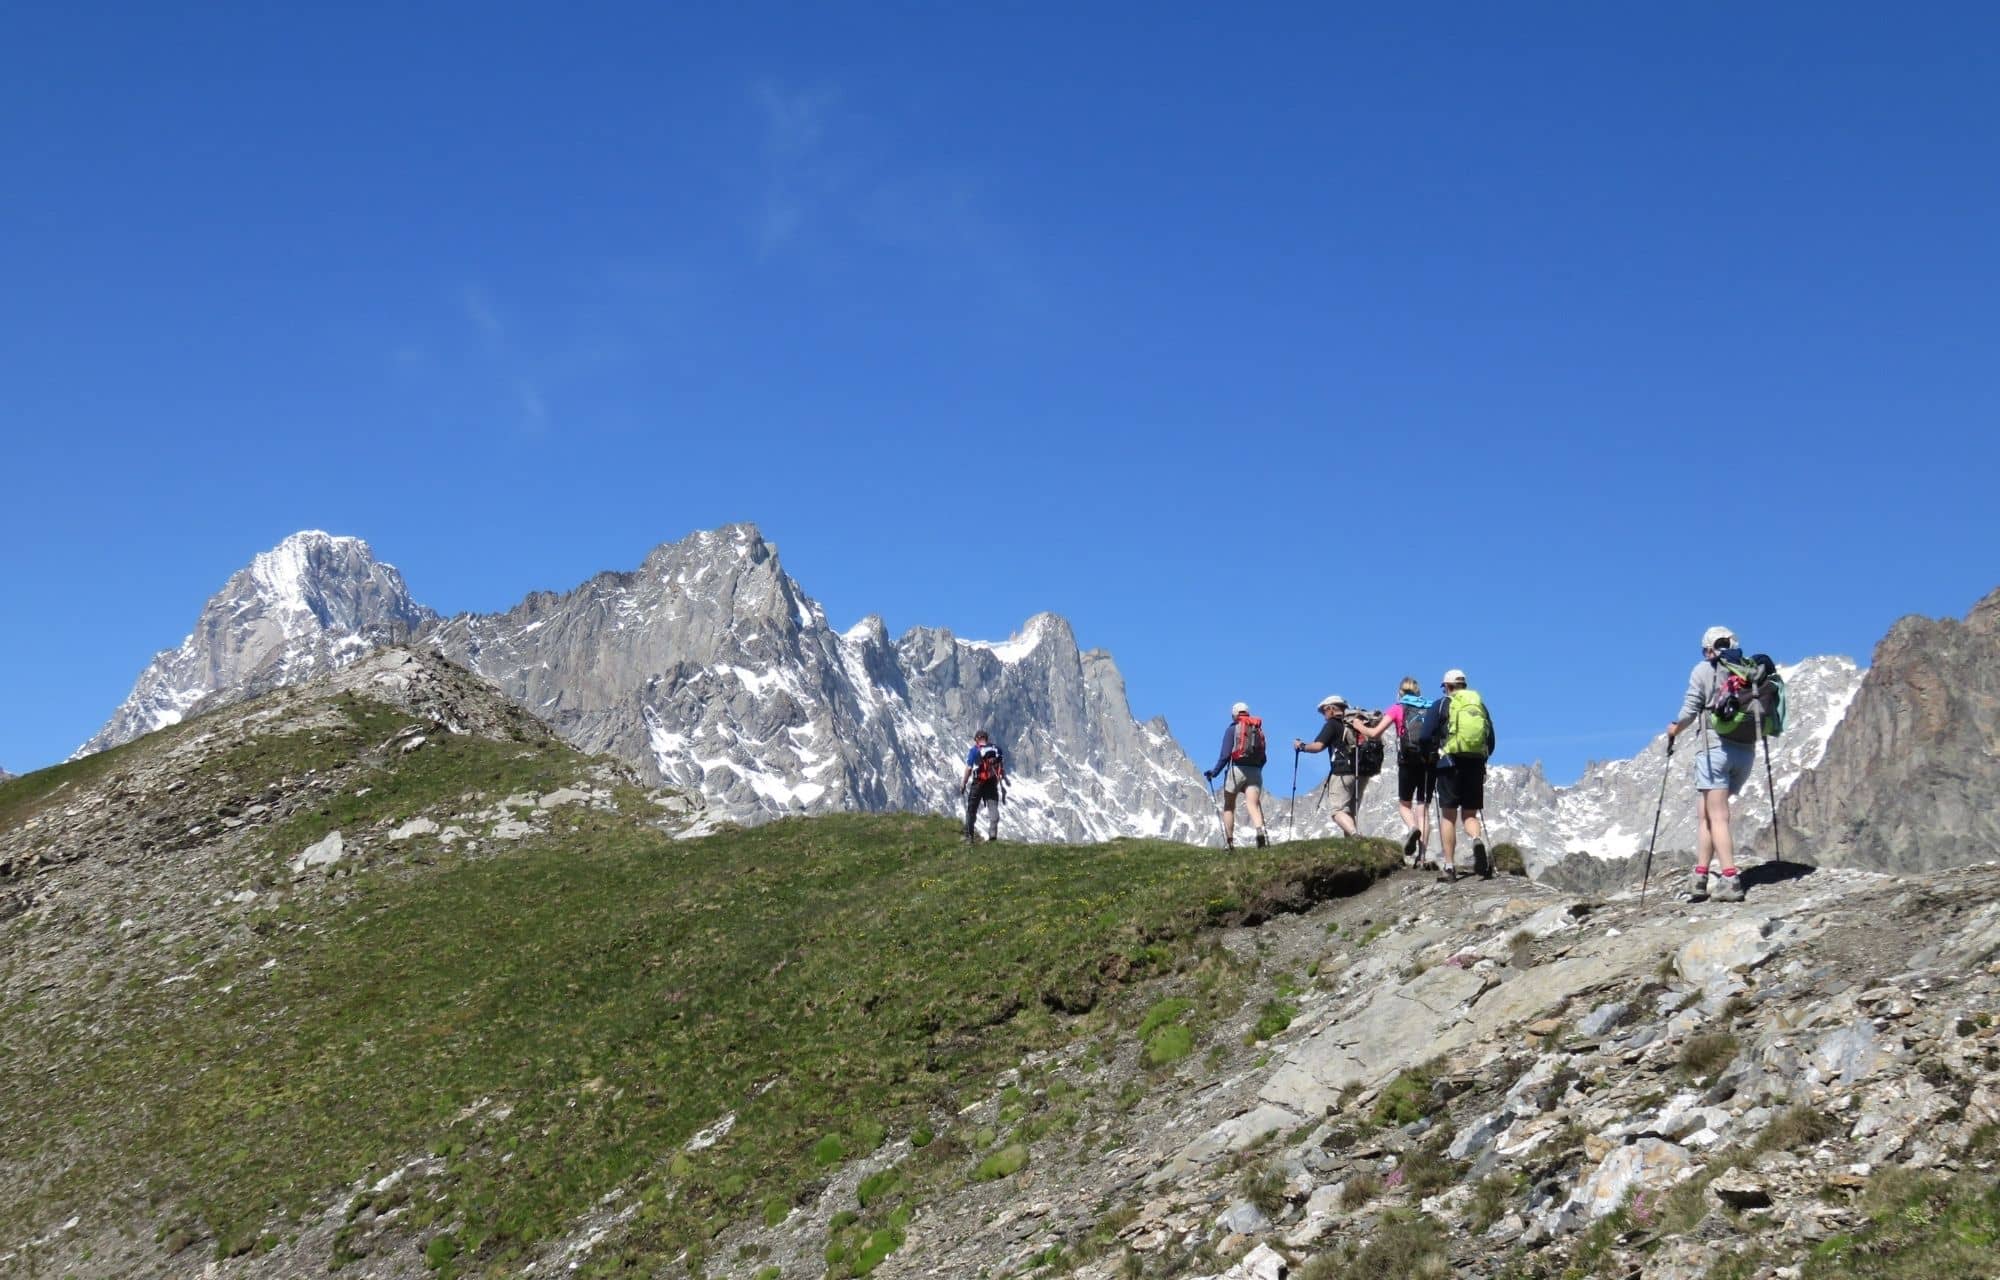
1330, 719, 1384, 778
1397, 696, 1437, 765
1355, 731, 1386, 779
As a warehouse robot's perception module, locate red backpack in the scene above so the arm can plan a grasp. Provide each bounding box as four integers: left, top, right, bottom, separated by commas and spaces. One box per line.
1230, 716, 1267, 767
973, 744, 1005, 784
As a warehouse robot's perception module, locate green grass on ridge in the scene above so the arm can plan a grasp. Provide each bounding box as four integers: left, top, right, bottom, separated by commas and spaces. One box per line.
2, 710, 1399, 1276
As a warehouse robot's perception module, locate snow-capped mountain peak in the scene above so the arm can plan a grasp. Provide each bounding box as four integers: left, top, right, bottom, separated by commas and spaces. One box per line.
76, 533, 437, 757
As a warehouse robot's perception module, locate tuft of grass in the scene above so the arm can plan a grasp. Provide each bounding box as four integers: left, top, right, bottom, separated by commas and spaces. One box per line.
1139, 996, 1197, 1068
1470, 1171, 1520, 1232
1678, 1032, 1740, 1083
1397, 1137, 1462, 1196
1246, 999, 1296, 1044
1490, 843, 1526, 876
1370, 1064, 1437, 1129
812, 1135, 849, 1167
1239, 1161, 1287, 1216
1340, 1170, 1383, 1210
855, 1167, 903, 1208
1508, 931, 1536, 969
1758, 1104, 1839, 1154
973, 1144, 1028, 1182
1298, 1210, 1451, 1280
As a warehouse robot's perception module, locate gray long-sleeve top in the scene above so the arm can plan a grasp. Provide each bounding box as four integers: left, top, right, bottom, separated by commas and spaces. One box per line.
1675, 658, 1757, 745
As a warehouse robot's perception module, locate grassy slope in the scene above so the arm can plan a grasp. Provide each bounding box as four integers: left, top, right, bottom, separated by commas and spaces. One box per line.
0, 701, 1401, 1277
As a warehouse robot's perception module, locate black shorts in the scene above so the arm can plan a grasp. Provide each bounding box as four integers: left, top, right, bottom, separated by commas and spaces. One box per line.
1435, 759, 1486, 812
1397, 757, 1436, 805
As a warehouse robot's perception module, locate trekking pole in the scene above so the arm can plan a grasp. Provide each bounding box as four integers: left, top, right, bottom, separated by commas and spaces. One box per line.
1639, 736, 1676, 908
1756, 707, 1783, 871
1209, 771, 1226, 846
1288, 747, 1300, 839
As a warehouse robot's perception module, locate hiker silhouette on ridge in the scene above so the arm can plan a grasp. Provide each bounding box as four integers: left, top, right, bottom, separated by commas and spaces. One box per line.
1204, 702, 1269, 849
960, 730, 1006, 844
1666, 626, 1752, 902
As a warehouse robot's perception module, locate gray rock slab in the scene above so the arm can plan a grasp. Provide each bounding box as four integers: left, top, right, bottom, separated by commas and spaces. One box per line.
290, 830, 345, 874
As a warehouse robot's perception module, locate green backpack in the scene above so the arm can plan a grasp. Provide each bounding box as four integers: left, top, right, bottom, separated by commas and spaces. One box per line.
1708, 650, 1787, 740
1441, 690, 1491, 759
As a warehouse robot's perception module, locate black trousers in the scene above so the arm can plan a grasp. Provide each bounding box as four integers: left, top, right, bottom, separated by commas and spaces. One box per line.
965, 781, 1000, 838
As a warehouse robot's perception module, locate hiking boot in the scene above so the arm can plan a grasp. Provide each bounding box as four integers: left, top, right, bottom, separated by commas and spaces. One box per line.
1402, 829, 1421, 862
1687, 866, 1710, 899
1225, 836, 1236, 851
1255, 830, 1269, 848
1472, 840, 1491, 880
1711, 870, 1745, 902
1437, 864, 1458, 884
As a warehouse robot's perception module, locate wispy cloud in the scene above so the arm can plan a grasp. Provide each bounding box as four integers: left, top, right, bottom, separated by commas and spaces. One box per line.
745, 77, 1036, 303
752, 79, 843, 258
458, 284, 549, 437
462, 286, 506, 347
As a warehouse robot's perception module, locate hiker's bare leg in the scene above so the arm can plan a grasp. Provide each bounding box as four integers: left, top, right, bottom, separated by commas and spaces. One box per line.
1221, 790, 1237, 843
1465, 812, 1483, 842
1439, 809, 1459, 867
1702, 789, 1737, 872
1694, 788, 1716, 867
1245, 786, 1265, 831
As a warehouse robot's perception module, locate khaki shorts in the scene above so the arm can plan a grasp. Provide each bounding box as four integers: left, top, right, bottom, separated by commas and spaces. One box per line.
1326, 773, 1367, 814
1224, 764, 1264, 795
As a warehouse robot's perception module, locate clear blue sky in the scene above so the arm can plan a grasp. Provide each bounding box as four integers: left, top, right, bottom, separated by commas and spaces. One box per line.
4, 3, 1997, 783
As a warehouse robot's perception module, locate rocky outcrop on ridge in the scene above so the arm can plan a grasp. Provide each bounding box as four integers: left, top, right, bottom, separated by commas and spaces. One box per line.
4, 647, 699, 967
594, 859, 2000, 1280
77, 532, 436, 756
1774, 586, 2000, 872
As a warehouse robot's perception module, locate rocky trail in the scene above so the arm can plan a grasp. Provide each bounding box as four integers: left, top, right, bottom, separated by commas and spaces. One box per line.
805, 856, 2000, 1279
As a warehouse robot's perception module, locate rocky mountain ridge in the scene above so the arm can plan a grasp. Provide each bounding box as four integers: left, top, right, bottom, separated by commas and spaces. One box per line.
77, 529, 1991, 875
1775, 585, 2000, 872
83, 526, 1213, 843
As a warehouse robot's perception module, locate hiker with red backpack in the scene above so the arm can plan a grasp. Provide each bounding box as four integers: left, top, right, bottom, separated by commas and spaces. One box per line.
1203, 702, 1270, 849
960, 730, 1007, 844
1664, 626, 1783, 903
1353, 677, 1437, 865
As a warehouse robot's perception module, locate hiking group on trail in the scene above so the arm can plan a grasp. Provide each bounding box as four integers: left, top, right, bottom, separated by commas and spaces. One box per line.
950, 622, 1789, 905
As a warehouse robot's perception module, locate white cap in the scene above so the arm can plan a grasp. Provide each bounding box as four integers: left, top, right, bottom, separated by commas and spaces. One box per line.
1318, 694, 1346, 711
1441, 669, 1467, 686
1702, 625, 1735, 649
1231, 701, 1250, 715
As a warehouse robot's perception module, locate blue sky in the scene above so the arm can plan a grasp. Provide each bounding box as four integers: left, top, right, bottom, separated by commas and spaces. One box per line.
4, 3, 1997, 783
